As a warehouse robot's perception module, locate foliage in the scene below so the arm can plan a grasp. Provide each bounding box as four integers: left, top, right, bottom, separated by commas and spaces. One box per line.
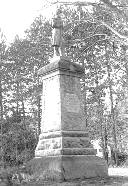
0, 112, 37, 166
0, 0, 128, 167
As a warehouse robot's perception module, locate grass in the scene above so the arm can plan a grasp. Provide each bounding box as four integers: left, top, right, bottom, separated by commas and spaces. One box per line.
20, 168, 128, 186
1, 166, 128, 185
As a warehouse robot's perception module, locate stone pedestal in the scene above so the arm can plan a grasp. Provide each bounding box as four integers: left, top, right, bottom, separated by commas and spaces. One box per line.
32, 57, 108, 181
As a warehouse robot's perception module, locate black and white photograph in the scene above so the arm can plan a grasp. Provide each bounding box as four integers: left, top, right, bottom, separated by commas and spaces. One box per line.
0, 0, 128, 185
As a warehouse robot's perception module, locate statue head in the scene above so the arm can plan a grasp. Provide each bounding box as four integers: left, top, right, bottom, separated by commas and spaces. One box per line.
52, 10, 63, 29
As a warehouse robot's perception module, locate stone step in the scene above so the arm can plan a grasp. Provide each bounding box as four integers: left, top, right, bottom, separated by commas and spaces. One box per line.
36, 136, 92, 151
35, 148, 96, 157
39, 131, 89, 139
27, 155, 108, 181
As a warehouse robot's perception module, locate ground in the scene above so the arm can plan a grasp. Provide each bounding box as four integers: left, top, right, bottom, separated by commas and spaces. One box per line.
20, 168, 128, 186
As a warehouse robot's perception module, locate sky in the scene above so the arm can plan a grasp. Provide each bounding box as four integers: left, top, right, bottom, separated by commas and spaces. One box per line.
0, 0, 44, 43
0, 0, 99, 44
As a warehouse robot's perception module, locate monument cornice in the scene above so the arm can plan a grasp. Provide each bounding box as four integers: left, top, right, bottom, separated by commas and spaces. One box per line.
38, 57, 84, 76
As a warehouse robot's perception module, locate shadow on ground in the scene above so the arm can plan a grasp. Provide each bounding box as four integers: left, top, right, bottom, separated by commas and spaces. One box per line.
20, 176, 128, 186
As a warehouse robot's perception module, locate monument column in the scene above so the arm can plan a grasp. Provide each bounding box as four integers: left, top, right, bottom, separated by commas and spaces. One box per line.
33, 58, 108, 181
30, 11, 108, 181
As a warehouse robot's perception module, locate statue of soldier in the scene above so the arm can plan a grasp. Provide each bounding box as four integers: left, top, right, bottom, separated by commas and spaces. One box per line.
52, 12, 64, 57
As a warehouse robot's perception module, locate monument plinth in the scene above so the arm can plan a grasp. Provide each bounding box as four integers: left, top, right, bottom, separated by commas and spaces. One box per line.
30, 57, 108, 181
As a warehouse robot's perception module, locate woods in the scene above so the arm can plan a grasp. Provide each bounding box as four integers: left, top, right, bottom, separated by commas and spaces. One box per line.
0, 0, 128, 168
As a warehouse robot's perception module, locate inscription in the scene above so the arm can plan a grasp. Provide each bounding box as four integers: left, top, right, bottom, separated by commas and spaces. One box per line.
64, 93, 80, 113
41, 76, 61, 132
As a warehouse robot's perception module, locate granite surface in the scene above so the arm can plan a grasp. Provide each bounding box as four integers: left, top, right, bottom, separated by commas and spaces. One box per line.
40, 65, 86, 133
34, 58, 108, 180
41, 75, 61, 133
38, 58, 84, 76
39, 131, 89, 139
35, 148, 96, 157
36, 136, 91, 151
60, 74, 86, 131
27, 155, 108, 181
62, 137, 92, 148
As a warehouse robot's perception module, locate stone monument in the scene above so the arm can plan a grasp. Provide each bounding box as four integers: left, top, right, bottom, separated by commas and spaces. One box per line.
31, 11, 108, 181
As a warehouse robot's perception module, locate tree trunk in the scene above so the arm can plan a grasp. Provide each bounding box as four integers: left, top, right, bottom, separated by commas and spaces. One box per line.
37, 76, 41, 136
21, 95, 25, 124
0, 71, 4, 167
124, 60, 128, 88
104, 117, 108, 163
77, 6, 88, 127
94, 66, 105, 156
15, 143, 18, 165
37, 95, 41, 136
21, 95, 27, 152
106, 61, 118, 166
20, 83, 26, 126
20, 81, 27, 154
81, 59, 88, 127
16, 80, 19, 115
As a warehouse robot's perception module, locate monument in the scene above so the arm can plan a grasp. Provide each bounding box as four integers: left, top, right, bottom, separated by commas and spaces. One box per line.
30, 10, 108, 181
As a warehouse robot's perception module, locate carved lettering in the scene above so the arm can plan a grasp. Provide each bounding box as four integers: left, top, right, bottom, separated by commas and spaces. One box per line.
64, 93, 80, 113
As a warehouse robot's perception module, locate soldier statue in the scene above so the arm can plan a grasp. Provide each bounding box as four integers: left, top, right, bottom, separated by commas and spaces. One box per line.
52, 10, 64, 57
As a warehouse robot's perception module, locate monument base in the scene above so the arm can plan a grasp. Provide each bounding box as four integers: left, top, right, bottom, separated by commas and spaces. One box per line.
27, 155, 108, 181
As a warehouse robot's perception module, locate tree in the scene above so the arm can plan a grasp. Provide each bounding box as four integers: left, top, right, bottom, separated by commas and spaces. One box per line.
1, 111, 37, 166
1, 0, 128, 166
0, 32, 7, 167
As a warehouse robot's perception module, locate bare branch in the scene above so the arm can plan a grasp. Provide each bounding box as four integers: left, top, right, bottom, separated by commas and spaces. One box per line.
101, 21, 128, 41
51, 0, 128, 44
51, 0, 101, 6
77, 37, 108, 60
